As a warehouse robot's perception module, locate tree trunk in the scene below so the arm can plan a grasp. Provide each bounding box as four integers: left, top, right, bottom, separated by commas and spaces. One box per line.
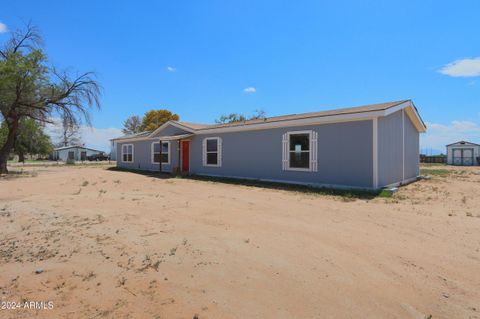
0, 120, 19, 175
18, 151, 25, 163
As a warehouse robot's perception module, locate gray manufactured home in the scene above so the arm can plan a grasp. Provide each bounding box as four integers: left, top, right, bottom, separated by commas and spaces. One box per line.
113, 100, 426, 189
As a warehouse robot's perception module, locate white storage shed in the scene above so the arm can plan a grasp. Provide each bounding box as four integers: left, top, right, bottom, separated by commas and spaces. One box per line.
446, 141, 480, 166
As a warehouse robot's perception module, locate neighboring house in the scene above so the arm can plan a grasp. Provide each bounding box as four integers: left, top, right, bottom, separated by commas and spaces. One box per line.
112, 100, 426, 190
52, 145, 104, 161
446, 141, 480, 166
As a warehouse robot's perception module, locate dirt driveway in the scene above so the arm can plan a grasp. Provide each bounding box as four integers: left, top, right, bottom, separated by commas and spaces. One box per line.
0, 165, 479, 319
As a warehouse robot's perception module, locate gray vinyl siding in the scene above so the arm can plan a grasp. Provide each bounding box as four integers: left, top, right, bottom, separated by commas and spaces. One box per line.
114, 113, 422, 189
115, 125, 190, 172
404, 113, 420, 178
378, 110, 403, 186
116, 139, 179, 173
150, 125, 190, 138
378, 110, 420, 187
189, 120, 374, 188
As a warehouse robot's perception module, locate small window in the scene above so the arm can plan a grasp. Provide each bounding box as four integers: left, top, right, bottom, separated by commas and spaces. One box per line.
289, 133, 310, 169
203, 137, 222, 167
152, 142, 170, 164
122, 144, 134, 163
282, 130, 317, 172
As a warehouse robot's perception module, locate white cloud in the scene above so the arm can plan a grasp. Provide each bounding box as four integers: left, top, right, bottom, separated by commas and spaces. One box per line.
243, 87, 256, 93
421, 120, 480, 154
439, 57, 480, 77
0, 22, 7, 33
166, 66, 176, 72
44, 118, 122, 153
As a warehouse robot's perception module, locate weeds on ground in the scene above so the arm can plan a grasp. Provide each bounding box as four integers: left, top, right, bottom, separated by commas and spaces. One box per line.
109, 167, 398, 200
420, 168, 450, 177
378, 189, 393, 198
0, 169, 38, 179
81, 181, 89, 187
117, 277, 126, 287
183, 175, 382, 200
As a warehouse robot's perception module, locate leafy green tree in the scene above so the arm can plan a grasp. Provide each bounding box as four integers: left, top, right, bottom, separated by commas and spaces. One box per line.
0, 119, 53, 162
0, 23, 101, 173
215, 109, 267, 124
215, 113, 247, 124
141, 109, 179, 132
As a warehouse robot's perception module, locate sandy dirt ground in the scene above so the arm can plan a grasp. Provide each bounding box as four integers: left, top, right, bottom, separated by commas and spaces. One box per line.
0, 165, 479, 319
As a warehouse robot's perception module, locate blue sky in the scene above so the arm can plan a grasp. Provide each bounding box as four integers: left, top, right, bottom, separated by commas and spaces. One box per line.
1, 0, 480, 152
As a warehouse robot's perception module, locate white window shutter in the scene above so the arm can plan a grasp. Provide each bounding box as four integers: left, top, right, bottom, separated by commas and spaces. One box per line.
310, 131, 318, 172
217, 137, 222, 167
282, 133, 288, 170
167, 141, 171, 164
202, 138, 207, 166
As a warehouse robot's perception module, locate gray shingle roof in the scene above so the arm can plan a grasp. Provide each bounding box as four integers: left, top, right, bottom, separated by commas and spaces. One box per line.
187, 100, 411, 131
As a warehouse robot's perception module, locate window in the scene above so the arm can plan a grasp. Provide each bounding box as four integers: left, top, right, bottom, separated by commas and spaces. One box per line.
151, 141, 170, 164
289, 133, 310, 168
122, 144, 134, 163
203, 137, 222, 167
282, 130, 317, 172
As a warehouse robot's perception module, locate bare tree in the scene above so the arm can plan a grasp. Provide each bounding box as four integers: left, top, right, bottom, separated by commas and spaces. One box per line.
0, 23, 101, 173
56, 113, 83, 147
122, 115, 143, 135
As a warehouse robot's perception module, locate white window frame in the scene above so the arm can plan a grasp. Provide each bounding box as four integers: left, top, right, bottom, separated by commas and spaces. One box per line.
121, 144, 134, 163
282, 130, 318, 172
151, 141, 171, 165
203, 137, 222, 167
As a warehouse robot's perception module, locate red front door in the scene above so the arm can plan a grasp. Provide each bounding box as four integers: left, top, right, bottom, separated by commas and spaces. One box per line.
181, 140, 190, 172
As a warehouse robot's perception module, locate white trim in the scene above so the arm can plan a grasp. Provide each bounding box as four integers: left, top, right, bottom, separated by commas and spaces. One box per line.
149, 121, 196, 138
384, 101, 426, 132
402, 109, 405, 181
446, 141, 480, 147
195, 173, 376, 191
196, 101, 425, 135
202, 137, 222, 167
311, 130, 318, 172
372, 118, 378, 189
283, 130, 317, 172
113, 102, 426, 143
114, 136, 159, 142
151, 141, 171, 165
383, 101, 410, 116
121, 144, 134, 163
198, 114, 379, 135
383, 176, 419, 189
282, 133, 288, 170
